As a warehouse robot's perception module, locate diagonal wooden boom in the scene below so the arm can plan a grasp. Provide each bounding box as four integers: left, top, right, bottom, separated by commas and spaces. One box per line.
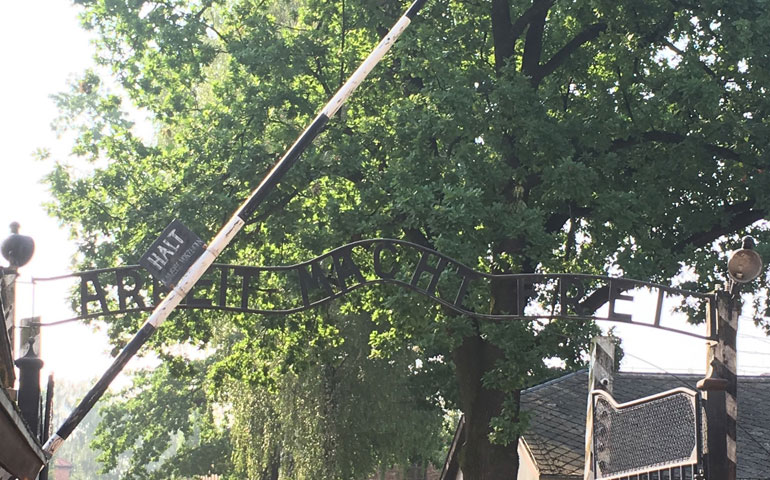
42, 0, 428, 461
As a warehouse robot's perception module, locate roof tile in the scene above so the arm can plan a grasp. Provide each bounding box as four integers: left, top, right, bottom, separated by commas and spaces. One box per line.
520, 371, 770, 480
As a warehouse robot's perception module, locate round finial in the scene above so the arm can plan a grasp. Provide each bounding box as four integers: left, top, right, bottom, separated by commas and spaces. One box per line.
1, 222, 35, 267
741, 235, 756, 250
15, 335, 43, 366
24, 337, 37, 357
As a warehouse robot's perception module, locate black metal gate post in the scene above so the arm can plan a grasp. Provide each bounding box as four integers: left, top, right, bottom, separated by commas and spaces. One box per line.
15, 337, 44, 438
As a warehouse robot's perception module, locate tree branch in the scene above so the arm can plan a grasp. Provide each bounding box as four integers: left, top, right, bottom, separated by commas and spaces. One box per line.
576, 285, 610, 316
575, 201, 767, 314
544, 206, 591, 233
245, 188, 303, 225
662, 38, 717, 79
615, 66, 635, 122
520, 2, 549, 78
610, 130, 686, 151
510, 0, 555, 45
673, 202, 767, 253
491, 0, 515, 71
564, 207, 577, 262
402, 227, 434, 249
609, 130, 754, 165
311, 56, 334, 97
533, 22, 607, 86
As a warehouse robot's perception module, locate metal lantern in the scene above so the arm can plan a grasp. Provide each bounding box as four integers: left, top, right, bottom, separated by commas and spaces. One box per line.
727, 236, 762, 284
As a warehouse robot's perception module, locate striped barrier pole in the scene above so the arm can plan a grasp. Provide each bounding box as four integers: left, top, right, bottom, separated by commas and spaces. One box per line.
717, 290, 739, 480
722, 293, 739, 480
42, 0, 428, 459
697, 290, 739, 480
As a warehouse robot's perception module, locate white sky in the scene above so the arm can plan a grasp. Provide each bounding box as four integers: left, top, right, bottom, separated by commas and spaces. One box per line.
0, 0, 121, 386
0, 1, 766, 398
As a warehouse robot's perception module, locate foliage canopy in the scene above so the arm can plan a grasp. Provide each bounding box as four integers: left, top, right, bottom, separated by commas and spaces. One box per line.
48, 0, 770, 477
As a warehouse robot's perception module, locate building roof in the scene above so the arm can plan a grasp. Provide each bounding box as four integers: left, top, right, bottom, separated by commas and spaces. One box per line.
520, 370, 770, 479
0, 382, 47, 479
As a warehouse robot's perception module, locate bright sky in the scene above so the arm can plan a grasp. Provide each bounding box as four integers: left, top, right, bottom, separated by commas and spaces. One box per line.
0, 1, 766, 399
0, 0, 123, 386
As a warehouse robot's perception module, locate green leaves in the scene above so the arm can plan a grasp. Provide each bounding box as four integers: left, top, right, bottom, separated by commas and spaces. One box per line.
47, 0, 770, 476
215, 310, 447, 479
91, 358, 231, 479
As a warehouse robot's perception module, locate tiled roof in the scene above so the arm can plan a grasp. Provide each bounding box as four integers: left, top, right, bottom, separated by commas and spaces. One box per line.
520, 370, 770, 480
520, 371, 588, 477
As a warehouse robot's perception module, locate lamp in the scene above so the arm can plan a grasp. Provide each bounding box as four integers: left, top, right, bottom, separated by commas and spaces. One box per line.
727, 236, 763, 284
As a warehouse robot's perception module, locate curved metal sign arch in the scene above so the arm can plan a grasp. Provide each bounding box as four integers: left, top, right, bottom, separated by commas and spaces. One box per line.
33, 239, 712, 340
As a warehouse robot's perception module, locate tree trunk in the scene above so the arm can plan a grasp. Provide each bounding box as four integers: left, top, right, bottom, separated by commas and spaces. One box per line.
452, 272, 526, 479
266, 444, 280, 480
453, 333, 520, 480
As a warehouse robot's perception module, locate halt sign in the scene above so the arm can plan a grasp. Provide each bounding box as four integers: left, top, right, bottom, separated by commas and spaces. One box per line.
139, 219, 206, 288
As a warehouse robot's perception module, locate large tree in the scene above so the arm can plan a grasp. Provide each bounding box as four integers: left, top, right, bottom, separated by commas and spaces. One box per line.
48, 0, 769, 478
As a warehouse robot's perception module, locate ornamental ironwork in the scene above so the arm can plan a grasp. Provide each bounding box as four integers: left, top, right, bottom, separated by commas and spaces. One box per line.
591, 388, 702, 479
33, 239, 711, 339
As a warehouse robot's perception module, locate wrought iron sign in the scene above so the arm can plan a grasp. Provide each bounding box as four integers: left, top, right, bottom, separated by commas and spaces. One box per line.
34, 239, 711, 338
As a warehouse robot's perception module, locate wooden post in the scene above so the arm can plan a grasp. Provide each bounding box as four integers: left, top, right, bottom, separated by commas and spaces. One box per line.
583, 336, 615, 480
697, 291, 738, 480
